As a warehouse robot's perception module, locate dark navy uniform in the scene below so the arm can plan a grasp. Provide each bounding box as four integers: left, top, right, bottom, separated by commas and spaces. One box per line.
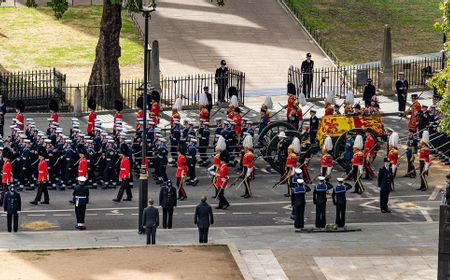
73, 181, 89, 230
378, 165, 393, 212
186, 142, 198, 185
198, 126, 210, 165
170, 126, 181, 164
343, 136, 354, 174
3, 187, 21, 232
156, 142, 168, 184
332, 182, 352, 227
405, 133, 418, 178
313, 181, 332, 228
291, 179, 311, 229
309, 114, 319, 145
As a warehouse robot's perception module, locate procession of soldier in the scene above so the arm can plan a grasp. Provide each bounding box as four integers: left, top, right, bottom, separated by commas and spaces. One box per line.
0, 57, 449, 236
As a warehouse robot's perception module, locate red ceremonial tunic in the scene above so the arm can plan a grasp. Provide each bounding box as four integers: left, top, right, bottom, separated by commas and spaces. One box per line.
387, 148, 399, 165
136, 110, 144, 129
38, 159, 48, 182
78, 157, 88, 178
285, 152, 297, 169
16, 113, 24, 130
114, 112, 122, 130
286, 95, 297, 118
233, 114, 242, 134
324, 105, 334, 116
352, 151, 364, 166
213, 153, 221, 168
170, 112, 181, 126
419, 145, 430, 163
119, 156, 130, 179
408, 101, 421, 131
199, 108, 209, 122
151, 102, 161, 117
2, 161, 12, 184
297, 108, 303, 121
243, 151, 254, 169
51, 113, 59, 123
215, 163, 229, 188
87, 111, 96, 134
176, 154, 188, 178
364, 135, 376, 157
227, 111, 235, 120
321, 153, 333, 168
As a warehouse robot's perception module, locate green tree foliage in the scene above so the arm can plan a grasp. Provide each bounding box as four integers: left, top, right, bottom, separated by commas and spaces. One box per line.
47, 0, 69, 20
428, 1, 450, 134
26, 0, 38, 8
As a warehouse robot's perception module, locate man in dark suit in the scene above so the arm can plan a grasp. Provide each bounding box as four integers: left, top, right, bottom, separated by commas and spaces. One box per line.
363, 78, 375, 108
215, 60, 228, 103
203, 86, 213, 118
301, 53, 314, 98
159, 180, 177, 229
194, 196, 214, 243
142, 198, 159, 245
3, 185, 21, 233
378, 158, 393, 213
395, 72, 409, 116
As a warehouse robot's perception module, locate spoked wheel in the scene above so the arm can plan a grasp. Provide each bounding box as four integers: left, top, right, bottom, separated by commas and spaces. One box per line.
264, 130, 302, 174
333, 128, 379, 169
256, 121, 295, 159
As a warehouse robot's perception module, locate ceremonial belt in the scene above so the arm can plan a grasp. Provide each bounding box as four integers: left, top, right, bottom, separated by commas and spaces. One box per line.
75, 196, 86, 199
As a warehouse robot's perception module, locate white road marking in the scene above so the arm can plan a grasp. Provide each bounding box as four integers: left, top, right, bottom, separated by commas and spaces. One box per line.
27, 214, 46, 217
420, 210, 433, 222
232, 212, 252, 215
258, 212, 278, 215
131, 213, 138, 216
53, 214, 71, 217
183, 212, 194, 215
105, 213, 124, 216
428, 186, 441, 201
85, 213, 98, 216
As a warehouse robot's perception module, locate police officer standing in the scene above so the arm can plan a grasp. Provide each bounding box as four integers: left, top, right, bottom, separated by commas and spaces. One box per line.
291, 177, 311, 231
3, 185, 21, 233
378, 158, 393, 213
313, 176, 332, 229
363, 78, 375, 108
73, 176, 89, 230
309, 110, 319, 146
332, 178, 352, 228
159, 180, 177, 229
396, 72, 409, 116
301, 53, 314, 98
215, 60, 229, 103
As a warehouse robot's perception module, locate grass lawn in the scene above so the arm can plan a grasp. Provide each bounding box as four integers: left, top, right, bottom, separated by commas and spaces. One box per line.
0, 6, 143, 83
287, 0, 443, 65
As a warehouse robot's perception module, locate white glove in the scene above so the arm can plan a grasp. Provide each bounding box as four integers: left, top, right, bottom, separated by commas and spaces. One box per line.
246, 167, 253, 178
391, 164, 397, 174
425, 162, 430, 171
208, 166, 214, 172
209, 171, 216, 176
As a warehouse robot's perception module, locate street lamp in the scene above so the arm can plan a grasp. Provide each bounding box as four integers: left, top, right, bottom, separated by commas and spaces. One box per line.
138, 4, 156, 234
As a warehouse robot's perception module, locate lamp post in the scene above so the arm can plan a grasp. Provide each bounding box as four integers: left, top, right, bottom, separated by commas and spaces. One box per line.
138, 5, 155, 234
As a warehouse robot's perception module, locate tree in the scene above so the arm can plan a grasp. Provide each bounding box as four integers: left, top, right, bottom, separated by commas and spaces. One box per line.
428, 1, 450, 134
87, 0, 224, 109
47, 0, 69, 20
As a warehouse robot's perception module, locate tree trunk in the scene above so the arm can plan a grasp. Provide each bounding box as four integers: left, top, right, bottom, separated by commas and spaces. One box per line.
87, 0, 122, 109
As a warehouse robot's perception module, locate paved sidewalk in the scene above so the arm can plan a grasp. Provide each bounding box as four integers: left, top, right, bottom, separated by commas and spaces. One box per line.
0, 222, 438, 280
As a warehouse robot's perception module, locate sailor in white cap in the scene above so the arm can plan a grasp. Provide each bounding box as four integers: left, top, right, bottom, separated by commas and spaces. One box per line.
332, 178, 352, 228
313, 176, 332, 229
277, 131, 289, 182
73, 176, 89, 230
291, 177, 311, 231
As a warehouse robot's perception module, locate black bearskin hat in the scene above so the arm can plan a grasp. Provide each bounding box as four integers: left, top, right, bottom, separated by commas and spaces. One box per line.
287, 83, 296, 95
120, 143, 129, 155
178, 142, 187, 156
49, 99, 59, 112
77, 144, 87, 155
37, 146, 47, 158
234, 107, 241, 113
114, 100, 123, 112
136, 96, 143, 110
2, 147, 12, 160
228, 86, 238, 98
219, 150, 229, 163
88, 98, 96, 111
15, 100, 25, 112
151, 90, 160, 103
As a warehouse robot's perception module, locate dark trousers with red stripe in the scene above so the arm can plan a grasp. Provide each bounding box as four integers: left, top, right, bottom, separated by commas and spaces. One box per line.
34, 181, 49, 203
116, 178, 132, 200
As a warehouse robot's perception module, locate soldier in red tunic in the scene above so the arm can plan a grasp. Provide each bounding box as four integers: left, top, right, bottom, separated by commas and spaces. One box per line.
30, 147, 49, 205
114, 145, 133, 202
1, 147, 13, 204
215, 152, 230, 209
77, 145, 88, 184
87, 99, 97, 136
363, 131, 376, 179
405, 93, 421, 133
286, 83, 297, 120
14, 100, 25, 131
49, 99, 59, 124
418, 131, 430, 191
241, 135, 254, 198
113, 100, 123, 136
350, 135, 365, 194
285, 145, 298, 197
320, 136, 333, 180
136, 96, 145, 130
176, 145, 188, 201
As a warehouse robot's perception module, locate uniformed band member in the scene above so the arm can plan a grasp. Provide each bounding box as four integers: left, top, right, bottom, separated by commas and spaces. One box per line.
215, 152, 230, 209
241, 135, 254, 198
301, 53, 314, 98
113, 145, 132, 202
350, 135, 365, 194
404, 129, 418, 178
378, 158, 392, 213
396, 72, 409, 116
332, 178, 352, 228
292, 177, 310, 231
418, 131, 430, 191
320, 136, 333, 180
363, 131, 376, 180
313, 176, 332, 229
86, 99, 97, 136
30, 146, 49, 205
73, 176, 89, 230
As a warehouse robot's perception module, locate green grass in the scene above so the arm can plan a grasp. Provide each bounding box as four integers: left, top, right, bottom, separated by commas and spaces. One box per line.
287, 0, 443, 65
0, 6, 143, 82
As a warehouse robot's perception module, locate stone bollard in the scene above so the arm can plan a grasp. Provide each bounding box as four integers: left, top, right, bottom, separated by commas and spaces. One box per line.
379, 24, 394, 96
151, 40, 161, 92
74, 87, 82, 117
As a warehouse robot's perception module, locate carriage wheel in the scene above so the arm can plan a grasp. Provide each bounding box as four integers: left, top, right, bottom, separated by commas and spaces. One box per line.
333, 129, 379, 169
264, 130, 302, 174
256, 121, 295, 158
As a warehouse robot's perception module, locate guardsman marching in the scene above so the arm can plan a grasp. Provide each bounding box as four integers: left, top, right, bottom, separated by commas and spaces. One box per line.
2, 147, 13, 198
332, 178, 352, 228
14, 101, 25, 131
113, 145, 132, 202
313, 176, 332, 229
363, 131, 376, 180
418, 131, 430, 191
77, 144, 88, 186
241, 135, 254, 198
113, 100, 123, 136
49, 99, 59, 124
87, 99, 96, 136
378, 158, 393, 213
176, 144, 188, 201
215, 152, 230, 210
30, 146, 49, 205
350, 135, 365, 194
210, 136, 227, 199
136, 96, 144, 130
320, 136, 333, 180
292, 177, 311, 231
73, 176, 89, 230
404, 129, 418, 178
285, 145, 297, 197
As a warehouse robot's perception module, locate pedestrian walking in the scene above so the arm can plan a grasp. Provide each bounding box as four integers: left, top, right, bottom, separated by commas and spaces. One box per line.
378, 158, 393, 213
73, 176, 89, 230
194, 196, 214, 243
30, 146, 49, 205
3, 185, 21, 233
159, 180, 177, 229
142, 198, 159, 245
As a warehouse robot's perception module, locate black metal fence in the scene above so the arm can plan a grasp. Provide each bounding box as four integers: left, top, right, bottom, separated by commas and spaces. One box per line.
0, 68, 68, 112
288, 56, 443, 99
283, 0, 340, 65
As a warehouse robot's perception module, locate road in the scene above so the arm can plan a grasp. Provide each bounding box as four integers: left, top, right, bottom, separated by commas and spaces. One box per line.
0, 116, 446, 232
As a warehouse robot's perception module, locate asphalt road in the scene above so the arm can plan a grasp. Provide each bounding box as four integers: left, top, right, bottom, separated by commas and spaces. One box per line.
0, 116, 447, 232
